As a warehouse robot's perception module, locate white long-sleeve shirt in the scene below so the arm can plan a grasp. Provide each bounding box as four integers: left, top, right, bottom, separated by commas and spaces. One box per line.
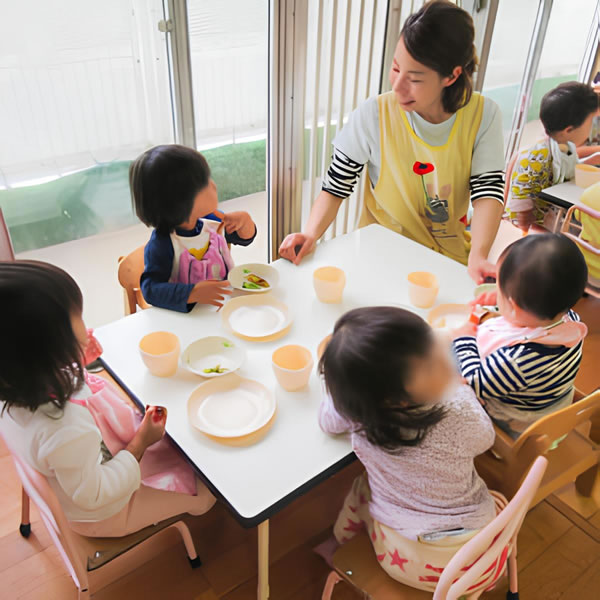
0, 395, 141, 522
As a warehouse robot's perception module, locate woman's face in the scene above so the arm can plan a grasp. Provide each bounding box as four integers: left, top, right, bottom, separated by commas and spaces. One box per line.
389, 37, 460, 117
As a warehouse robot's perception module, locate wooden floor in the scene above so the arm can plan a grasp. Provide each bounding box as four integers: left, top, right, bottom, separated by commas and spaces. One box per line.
0, 298, 598, 599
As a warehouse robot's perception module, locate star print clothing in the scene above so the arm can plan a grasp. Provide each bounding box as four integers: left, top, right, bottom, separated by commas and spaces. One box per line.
507, 137, 578, 223
318, 384, 496, 540
333, 473, 509, 593
141, 214, 256, 313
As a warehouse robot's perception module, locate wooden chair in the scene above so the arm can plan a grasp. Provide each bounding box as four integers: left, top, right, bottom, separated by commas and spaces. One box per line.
560, 202, 600, 298
475, 389, 600, 507
118, 245, 150, 315
0, 207, 16, 260
322, 457, 548, 600
8, 444, 201, 600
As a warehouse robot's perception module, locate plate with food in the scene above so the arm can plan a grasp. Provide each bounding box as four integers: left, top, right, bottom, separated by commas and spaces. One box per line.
181, 336, 246, 378
228, 263, 279, 293
187, 374, 276, 443
221, 294, 293, 342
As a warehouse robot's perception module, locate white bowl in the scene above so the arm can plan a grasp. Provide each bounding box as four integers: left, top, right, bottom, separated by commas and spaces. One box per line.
228, 263, 279, 293
181, 336, 246, 377
187, 374, 276, 438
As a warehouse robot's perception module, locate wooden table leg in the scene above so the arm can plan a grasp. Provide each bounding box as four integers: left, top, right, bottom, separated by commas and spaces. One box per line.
257, 519, 270, 600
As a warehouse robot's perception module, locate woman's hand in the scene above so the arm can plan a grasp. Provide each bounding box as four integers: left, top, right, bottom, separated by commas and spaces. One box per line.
188, 280, 232, 308
221, 211, 255, 239
126, 406, 167, 462
279, 232, 316, 265
467, 252, 497, 284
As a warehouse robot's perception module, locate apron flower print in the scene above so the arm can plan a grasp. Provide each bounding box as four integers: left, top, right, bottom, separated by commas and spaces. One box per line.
360, 92, 484, 264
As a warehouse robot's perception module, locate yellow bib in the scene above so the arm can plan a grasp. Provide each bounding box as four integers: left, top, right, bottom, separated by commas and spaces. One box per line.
359, 91, 484, 264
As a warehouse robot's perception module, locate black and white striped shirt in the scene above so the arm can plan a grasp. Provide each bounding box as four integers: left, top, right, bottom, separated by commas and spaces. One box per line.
452, 310, 584, 411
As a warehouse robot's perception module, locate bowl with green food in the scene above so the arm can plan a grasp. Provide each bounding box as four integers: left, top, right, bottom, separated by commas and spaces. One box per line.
182, 336, 246, 378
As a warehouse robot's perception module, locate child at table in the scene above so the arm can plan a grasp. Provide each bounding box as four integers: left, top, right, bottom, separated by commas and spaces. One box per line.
452, 234, 588, 438
130, 144, 257, 312
0, 261, 215, 537
318, 307, 503, 593
507, 81, 598, 230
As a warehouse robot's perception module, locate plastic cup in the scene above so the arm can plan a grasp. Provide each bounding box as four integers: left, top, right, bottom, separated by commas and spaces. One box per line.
272, 344, 314, 391
313, 267, 346, 303
407, 271, 439, 308
139, 331, 180, 377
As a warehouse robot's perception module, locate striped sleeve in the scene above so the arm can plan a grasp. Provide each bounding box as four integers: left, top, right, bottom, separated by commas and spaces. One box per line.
322, 148, 365, 200
452, 337, 527, 401
469, 170, 505, 205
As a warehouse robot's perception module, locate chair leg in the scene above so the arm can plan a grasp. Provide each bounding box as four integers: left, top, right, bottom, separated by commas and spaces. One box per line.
322, 571, 342, 600
506, 543, 519, 600
171, 521, 201, 568
574, 464, 598, 497
20, 487, 31, 538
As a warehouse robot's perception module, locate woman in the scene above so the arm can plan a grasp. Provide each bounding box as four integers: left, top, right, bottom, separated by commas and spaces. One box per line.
280, 0, 505, 283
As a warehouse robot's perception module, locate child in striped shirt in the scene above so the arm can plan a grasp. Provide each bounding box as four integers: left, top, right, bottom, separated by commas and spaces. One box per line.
452, 234, 589, 438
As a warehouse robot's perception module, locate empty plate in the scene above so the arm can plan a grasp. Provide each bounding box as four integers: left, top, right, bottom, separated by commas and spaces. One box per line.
181, 336, 246, 377
221, 294, 293, 342
187, 374, 276, 439
228, 263, 279, 293
427, 304, 472, 330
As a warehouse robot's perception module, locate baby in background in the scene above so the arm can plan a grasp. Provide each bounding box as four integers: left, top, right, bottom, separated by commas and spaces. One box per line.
507, 81, 598, 230
130, 144, 257, 313
452, 234, 588, 438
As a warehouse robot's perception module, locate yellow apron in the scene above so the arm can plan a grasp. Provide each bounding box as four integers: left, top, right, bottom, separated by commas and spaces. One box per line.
359, 91, 484, 264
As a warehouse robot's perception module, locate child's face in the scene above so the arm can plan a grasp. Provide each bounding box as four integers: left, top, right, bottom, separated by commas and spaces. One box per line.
70, 311, 88, 356
405, 334, 457, 405
180, 179, 219, 229
563, 110, 598, 147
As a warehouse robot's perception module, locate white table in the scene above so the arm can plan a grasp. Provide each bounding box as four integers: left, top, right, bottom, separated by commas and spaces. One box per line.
539, 182, 583, 209
95, 224, 476, 599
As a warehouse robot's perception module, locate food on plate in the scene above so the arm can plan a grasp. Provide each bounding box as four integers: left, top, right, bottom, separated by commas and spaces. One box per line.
242, 270, 270, 290
203, 364, 229, 374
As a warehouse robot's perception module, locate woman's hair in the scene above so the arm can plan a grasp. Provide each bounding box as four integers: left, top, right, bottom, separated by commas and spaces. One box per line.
130, 144, 211, 234
498, 233, 588, 320
0, 261, 85, 413
540, 82, 599, 135
319, 307, 445, 453
401, 0, 477, 114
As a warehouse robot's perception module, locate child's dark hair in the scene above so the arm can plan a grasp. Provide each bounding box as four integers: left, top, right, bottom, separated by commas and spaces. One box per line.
498, 234, 588, 320
401, 1, 477, 114
319, 307, 445, 453
540, 82, 598, 135
0, 261, 84, 413
130, 144, 211, 234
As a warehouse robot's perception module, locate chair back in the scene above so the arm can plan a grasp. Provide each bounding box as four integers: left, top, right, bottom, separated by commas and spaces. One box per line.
433, 457, 548, 600
0, 208, 16, 260
561, 202, 600, 257
118, 246, 149, 315
9, 449, 89, 593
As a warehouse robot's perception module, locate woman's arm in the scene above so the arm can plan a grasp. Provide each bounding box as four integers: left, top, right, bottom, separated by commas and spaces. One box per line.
468, 197, 503, 283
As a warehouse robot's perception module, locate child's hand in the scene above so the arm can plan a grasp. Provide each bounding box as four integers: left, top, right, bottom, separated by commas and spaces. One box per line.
222, 211, 255, 239
127, 406, 167, 461
83, 329, 103, 365
188, 280, 232, 308
451, 321, 478, 340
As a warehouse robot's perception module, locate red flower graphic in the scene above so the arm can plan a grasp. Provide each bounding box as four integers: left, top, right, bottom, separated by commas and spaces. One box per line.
413, 161, 435, 175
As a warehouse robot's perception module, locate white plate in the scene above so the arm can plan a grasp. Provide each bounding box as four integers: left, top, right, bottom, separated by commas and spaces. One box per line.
187, 374, 276, 438
427, 304, 471, 330
181, 336, 246, 377
221, 294, 293, 341
228, 263, 279, 293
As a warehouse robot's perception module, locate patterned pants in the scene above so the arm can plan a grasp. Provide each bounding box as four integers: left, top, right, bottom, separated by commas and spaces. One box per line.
333, 473, 508, 593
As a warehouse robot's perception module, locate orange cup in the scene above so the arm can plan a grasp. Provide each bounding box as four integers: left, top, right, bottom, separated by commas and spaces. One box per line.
313, 266, 346, 303
272, 344, 314, 391
139, 331, 180, 377
407, 271, 439, 308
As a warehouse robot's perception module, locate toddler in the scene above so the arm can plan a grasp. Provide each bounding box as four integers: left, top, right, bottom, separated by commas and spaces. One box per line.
130, 144, 257, 312
0, 261, 215, 537
453, 234, 588, 438
507, 82, 598, 230
319, 307, 503, 593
